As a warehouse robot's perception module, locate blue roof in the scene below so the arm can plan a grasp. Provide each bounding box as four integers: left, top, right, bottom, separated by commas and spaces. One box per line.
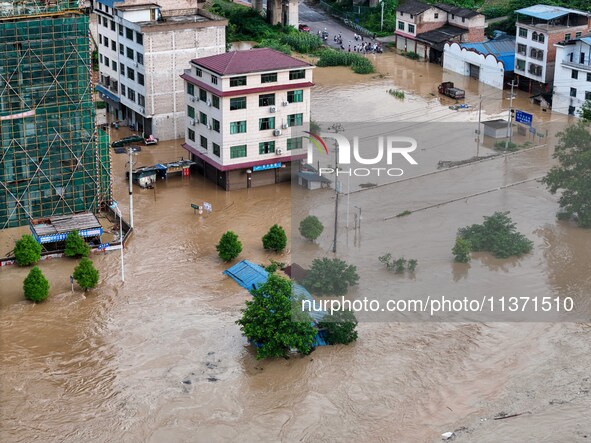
515, 5, 589, 20
95, 84, 120, 103
224, 260, 269, 291
581, 37, 591, 45
460, 38, 516, 72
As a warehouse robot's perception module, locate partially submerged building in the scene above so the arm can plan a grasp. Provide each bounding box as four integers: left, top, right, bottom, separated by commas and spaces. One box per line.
553, 35, 591, 116
0, 0, 111, 229
94, 1, 227, 140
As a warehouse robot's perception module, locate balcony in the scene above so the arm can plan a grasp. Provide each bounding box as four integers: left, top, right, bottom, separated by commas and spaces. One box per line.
561, 60, 591, 72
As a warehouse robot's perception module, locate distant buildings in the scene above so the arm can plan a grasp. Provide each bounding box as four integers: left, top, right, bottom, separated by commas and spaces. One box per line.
0, 0, 111, 229
94, 1, 226, 140
553, 36, 591, 116
394, 0, 486, 63
514, 5, 591, 94
180, 48, 314, 190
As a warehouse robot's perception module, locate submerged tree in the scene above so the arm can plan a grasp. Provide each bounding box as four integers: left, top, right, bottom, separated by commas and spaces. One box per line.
73, 258, 99, 291
302, 257, 359, 296
216, 231, 242, 262
262, 224, 287, 252
14, 234, 41, 266
452, 237, 472, 263
299, 215, 324, 241
64, 230, 90, 258
542, 119, 591, 228
236, 274, 317, 359
23, 266, 50, 302
318, 309, 358, 345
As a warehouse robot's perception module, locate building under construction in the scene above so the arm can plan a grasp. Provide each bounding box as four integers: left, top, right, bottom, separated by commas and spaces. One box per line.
0, 0, 111, 229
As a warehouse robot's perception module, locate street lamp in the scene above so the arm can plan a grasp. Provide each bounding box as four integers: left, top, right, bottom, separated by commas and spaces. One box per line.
109, 201, 125, 283
380, 0, 384, 32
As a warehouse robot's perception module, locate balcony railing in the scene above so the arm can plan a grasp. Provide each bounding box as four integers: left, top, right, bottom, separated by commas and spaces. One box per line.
561, 60, 591, 71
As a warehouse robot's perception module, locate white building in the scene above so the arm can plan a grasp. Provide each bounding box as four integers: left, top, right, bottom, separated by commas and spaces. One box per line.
443, 38, 515, 89
94, 1, 226, 140
553, 36, 591, 116
181, 48, 314, 190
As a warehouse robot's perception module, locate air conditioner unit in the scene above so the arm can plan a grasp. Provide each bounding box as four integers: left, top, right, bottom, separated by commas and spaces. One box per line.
189, 119, 196, 126
139, 107, 144, 113
269, 106, 276, 113
207, 100, 212, 107
282, 101, 289, 106
134, 62, 138, 68
273, 129, 281, 136
276, 148, 284, 155
190, 96, 197, 102
207, 123, 212, 130
281, 123, 288, 129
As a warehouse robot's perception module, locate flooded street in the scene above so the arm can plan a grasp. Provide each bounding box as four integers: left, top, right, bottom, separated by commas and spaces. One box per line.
1, 49, 591, 442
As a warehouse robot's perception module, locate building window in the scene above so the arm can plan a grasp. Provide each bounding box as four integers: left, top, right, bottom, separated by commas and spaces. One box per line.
530, 48, 543, 60
128, 89, 135, 102
137, 53, 143, 65
587, 73, 591, 82
187, 106, 195, 119
516, 59, 525, 71
261, 72, 278, 83
188, 128, 195, 142
104, 56, 109, 66
200, 135, 207, 149
451, 14, 455, 19
138, 94, 145, 107
287, 89, 303, 103
195, 68, 202, 77
187, 83, 195, 96
230, 145, 247, 158
230, 97, 246, 110
532, 31, 538, 42
519, 27, 528, 38
211, 75, 218, 85
572, 69, 579, 80
576, 32, 582, 38
121, 84, 126, 96
138, 73, 144, 86
528, 63, 542, 76
570, 87, 577, 97
462, 17, 465, 23
212, 95, 220, 109
230, 121, 247, 134
199, 88, 207, 102
538, 34, 545, 43
111, 40, 116, 51
408, 24, 415, 33
287, 113, 303, 127
585, 91, 591, 100
103, 37, 108, 47
127, 47, 134, 60
410, 14, 413, 19
99, 34, 102, 45
99, 53, 103, 63
230, 76, 247, 87
126, 27, 133, 40
110, 20, 115, 31
287, 136, 303, 151
434, 12, 438, 19
289, 69, 305, 80
398, 21, 405, 31
212, 118, 220, 132
120, 63, 125, 75
102, 17, 107, 27
212, 143, 220, 157
259, 141, 275, 154
112, 60, 117, 71
119, 24, 123, 36
127, 67, 135, 81
136, 32, 143, 45
259, 93, 275, 106
517, 44, 526, 55
565, 33, 571, 41
259, 117, 275, 130
199, 111, 207, 125
119, 44, 124, 55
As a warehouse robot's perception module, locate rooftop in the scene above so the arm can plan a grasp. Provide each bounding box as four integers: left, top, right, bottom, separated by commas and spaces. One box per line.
435, 3, 480, 19
116, 3, 160, 11
483, 119, 509, 129
417, 25, 466, 44
192, 48, 312, 76
397, 0, 431, 15
459, 37, 516, 71
515, 5, 590, 21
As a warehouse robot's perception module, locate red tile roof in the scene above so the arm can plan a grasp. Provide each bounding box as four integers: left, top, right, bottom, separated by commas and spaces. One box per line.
191, 48, 312, 75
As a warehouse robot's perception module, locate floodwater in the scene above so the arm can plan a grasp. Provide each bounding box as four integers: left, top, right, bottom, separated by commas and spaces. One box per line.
1, 49, 591, 442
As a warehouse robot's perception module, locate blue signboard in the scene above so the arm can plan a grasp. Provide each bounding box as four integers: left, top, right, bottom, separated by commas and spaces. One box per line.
253, 162, 282, 172
515, 110, 533, 127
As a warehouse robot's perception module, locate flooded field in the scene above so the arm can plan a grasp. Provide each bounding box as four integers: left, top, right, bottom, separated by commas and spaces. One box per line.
1, 49, 590, 442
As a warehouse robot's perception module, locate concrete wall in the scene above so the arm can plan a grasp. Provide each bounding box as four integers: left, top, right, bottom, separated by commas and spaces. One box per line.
552, 42, 591, 116
443, 42, 506, 89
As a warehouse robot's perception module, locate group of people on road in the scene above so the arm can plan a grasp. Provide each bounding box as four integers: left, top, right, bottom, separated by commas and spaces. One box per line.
328, 31, 383, 54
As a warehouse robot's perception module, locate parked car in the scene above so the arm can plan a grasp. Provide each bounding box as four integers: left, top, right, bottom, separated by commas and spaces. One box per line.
111, 135, 144, 148
298, 24, 311, 32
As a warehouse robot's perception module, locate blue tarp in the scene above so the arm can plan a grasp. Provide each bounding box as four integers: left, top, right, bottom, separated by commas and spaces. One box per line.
224, 260, 329, 347
515, 5, 588, 21
460, 38, 516, 72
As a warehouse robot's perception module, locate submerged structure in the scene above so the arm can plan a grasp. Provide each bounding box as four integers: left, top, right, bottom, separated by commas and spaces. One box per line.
0, 0, 111, 229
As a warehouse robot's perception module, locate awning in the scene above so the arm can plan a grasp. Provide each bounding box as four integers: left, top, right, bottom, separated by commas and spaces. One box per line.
96, 84, 120, 103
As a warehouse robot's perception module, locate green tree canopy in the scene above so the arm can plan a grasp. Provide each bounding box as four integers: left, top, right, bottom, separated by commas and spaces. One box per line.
236, 274, 317, 359
452, 237, 472, 263
318, 309, 359, 345
457, 211, 533, 258
299, 215, 324, 241
262, 224, 287, 252
302, 257, 360, 296
73, 258, 99, 291
216, 231, 243, 262
542, 119, 591, 227
23, 266, 50, 302
64, 230, 90, 258
14, 234, 41, 266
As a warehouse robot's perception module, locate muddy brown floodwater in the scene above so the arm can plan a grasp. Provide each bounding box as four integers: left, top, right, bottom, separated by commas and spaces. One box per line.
1, 50, 591, 443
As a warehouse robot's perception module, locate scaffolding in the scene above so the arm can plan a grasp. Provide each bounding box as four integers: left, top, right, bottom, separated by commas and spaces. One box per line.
0, 1, 111, 229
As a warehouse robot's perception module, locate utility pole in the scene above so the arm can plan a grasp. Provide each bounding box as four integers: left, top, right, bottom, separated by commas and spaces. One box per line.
127, 147, 134, 228
380, 0, 384, 31
476, 95, 482, 158
505, 80, 517, 151
329, 123, 343, 254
